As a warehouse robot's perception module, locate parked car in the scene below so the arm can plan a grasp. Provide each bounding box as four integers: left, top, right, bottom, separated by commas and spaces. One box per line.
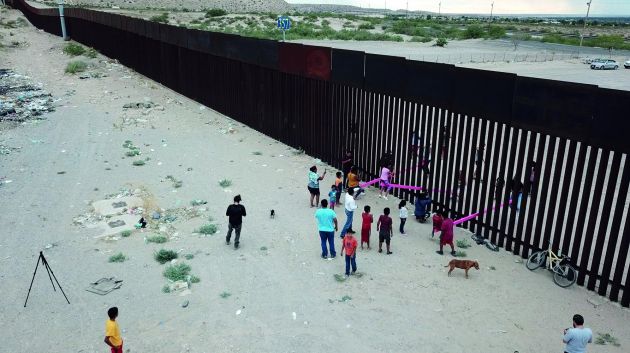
591, 59, 619, 70
584, 57, 606, 64
625, 60, 630, 69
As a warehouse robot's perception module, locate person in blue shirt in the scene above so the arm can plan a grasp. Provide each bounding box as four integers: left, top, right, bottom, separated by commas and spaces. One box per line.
563, 314, 592, 353
328, 184, 338, 209
414, 192, 431, 223
315, 199, 338, 259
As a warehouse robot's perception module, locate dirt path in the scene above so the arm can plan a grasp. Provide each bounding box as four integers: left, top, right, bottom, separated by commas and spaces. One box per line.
1, 8, 629, 353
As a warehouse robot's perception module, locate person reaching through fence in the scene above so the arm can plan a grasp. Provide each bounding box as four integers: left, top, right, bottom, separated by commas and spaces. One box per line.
436, 212, 456, 256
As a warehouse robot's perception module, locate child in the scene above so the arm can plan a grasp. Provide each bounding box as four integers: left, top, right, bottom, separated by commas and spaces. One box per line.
379, 164, 393, 200
104, 307, 123, 353
399, 200, 408, 234
436, 212, 456, 256
432, 211, 443, 238
340, 228, 358, 277
361, 205, 373, 249
335, 171, 343, 202
328, 184, 338, 209
377, 207, 393, 254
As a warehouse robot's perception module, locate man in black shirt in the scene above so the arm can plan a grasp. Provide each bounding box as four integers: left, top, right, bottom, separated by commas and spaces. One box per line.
226, 194, 246, 249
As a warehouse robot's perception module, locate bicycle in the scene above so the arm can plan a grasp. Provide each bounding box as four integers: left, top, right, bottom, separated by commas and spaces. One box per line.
526, 242, 577, 288
471, 234, 499, 252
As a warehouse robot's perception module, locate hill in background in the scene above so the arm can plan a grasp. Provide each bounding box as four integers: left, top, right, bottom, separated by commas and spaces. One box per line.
36, 0, 291, 13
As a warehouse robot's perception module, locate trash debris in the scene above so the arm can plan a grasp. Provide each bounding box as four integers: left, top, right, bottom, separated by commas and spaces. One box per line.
123, 101, 154, 109
86, 277, 123, 295
0, 69, 55, 124
191, 199, 207, 206
108, 220, 126, 228
181, 300, 189, 308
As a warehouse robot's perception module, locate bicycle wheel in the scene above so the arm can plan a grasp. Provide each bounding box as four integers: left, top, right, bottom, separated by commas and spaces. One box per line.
526, 251, 546, 270
553, 264, 577, 288
485, 241, 499, 252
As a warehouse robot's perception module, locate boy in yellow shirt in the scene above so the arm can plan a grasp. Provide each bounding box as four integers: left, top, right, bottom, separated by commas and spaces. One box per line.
104, 307, 123, 353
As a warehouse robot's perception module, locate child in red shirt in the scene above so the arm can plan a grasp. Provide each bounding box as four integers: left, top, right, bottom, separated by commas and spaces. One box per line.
341, 228, 358, 277
361, 205, 373, 249
432, 211, 444, 238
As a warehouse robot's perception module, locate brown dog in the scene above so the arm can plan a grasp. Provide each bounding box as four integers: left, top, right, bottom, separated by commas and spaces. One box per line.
444, 259, 479, 278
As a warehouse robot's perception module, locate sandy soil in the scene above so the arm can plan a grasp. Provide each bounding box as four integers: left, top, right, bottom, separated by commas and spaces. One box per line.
1, 7, 630, 353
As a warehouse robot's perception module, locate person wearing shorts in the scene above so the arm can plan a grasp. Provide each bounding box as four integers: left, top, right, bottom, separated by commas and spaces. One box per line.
377, 207, 393, 254
379, 164, 393, 200
308, 165, 326, 207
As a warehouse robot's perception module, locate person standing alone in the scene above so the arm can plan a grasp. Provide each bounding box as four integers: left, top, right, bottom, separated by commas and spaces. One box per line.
315, 199, 338, 259
226, 194, 246, 249
563, 314, 592, 353
104, 307, 123, 353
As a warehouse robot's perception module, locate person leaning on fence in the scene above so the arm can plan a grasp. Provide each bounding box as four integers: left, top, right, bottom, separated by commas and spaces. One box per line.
340, 150, 353, 190
347, 166, 364, 199
563, 314, 592, 353
436, 212, 456, 256
225, 194, 246, 249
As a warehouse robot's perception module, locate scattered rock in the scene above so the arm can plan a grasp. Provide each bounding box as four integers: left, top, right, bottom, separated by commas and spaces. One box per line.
108, 220, 126, 228
181, 300, 189, 308
0, 69, 55, 124
123, 101, 154, 109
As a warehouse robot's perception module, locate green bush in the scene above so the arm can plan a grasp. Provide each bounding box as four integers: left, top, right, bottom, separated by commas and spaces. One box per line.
150, 13, 169, 23
358, 23, 375, 30
206, 9, 227, 18
85, 47, 98, 59
121, 230, 132, 238
463, 24, 484, 39
197, 224, 218, 235
154, 249, 178, 264
411, 36, 433, 43
486, 25, 506, 39
455, 250, 467, 257
65, 60, 87, 74
108, 253, 126, 263
219, 179, 232, 187
456, 239, 471, 248
435, 37, 448, 47
63, 42, 86, 56
147, 235, 168, 244
163, 263, 191, 281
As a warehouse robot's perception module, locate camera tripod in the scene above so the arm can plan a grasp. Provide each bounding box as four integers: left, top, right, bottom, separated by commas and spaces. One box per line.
24, 251, 70, 307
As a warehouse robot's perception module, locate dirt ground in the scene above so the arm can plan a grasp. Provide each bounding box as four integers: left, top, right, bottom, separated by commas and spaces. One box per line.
1, 7, 630, 353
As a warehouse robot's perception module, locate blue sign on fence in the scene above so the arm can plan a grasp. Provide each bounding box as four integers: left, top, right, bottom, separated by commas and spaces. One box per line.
277, 16, 291, 31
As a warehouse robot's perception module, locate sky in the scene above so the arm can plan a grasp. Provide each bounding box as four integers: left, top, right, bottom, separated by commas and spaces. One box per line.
285, 0, 630, 16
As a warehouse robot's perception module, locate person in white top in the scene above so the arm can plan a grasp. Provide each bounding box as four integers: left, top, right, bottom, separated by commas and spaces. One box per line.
340, 188, 358, 238
398, 200, 408, 234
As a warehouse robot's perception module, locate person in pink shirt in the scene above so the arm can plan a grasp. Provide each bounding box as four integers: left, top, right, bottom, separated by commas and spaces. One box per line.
379, 164, 393, 200
436, 212, 456, 256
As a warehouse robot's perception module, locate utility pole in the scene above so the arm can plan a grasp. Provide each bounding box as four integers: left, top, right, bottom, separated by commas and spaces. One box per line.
490, 1, 495, 22
406, 1, 409, 18
579, 0, 593, 50
56, 0, 68, 41
439, 1, 441, 17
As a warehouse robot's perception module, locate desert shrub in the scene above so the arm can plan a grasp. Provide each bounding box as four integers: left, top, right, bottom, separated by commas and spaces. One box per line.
150, 13, 169, 23
206, 9, 227, 18
120, 230, 132, 237
595, 332, 620, 346
85, 47, 98, 58
163, 263, 191, 281
220, 291, 232, 298
190, 275, 201, 283
411, 36, 432, 43
161, 285, 171, 293
154, 249, 178, 264
435, 37, 448, 47
132, 160, 145, 166
108, 253, 126, 263
184, 254, 194, 260
358, 23, 375, 30
486, 25, 506, 39
463, 24, 484, 39
63, 42, 86, 56
219, 179, 232, 187
146, 235, 168, 243
455, 250, 467, 257
65, 60, 87, 74
456, 239, 471, 248
197, 224, 218, 235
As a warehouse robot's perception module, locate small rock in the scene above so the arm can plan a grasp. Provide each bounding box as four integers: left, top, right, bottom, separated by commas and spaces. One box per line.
181, 300, 189, 308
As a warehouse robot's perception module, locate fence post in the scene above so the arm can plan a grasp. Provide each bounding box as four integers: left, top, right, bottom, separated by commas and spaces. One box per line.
56, 0, 69, 41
